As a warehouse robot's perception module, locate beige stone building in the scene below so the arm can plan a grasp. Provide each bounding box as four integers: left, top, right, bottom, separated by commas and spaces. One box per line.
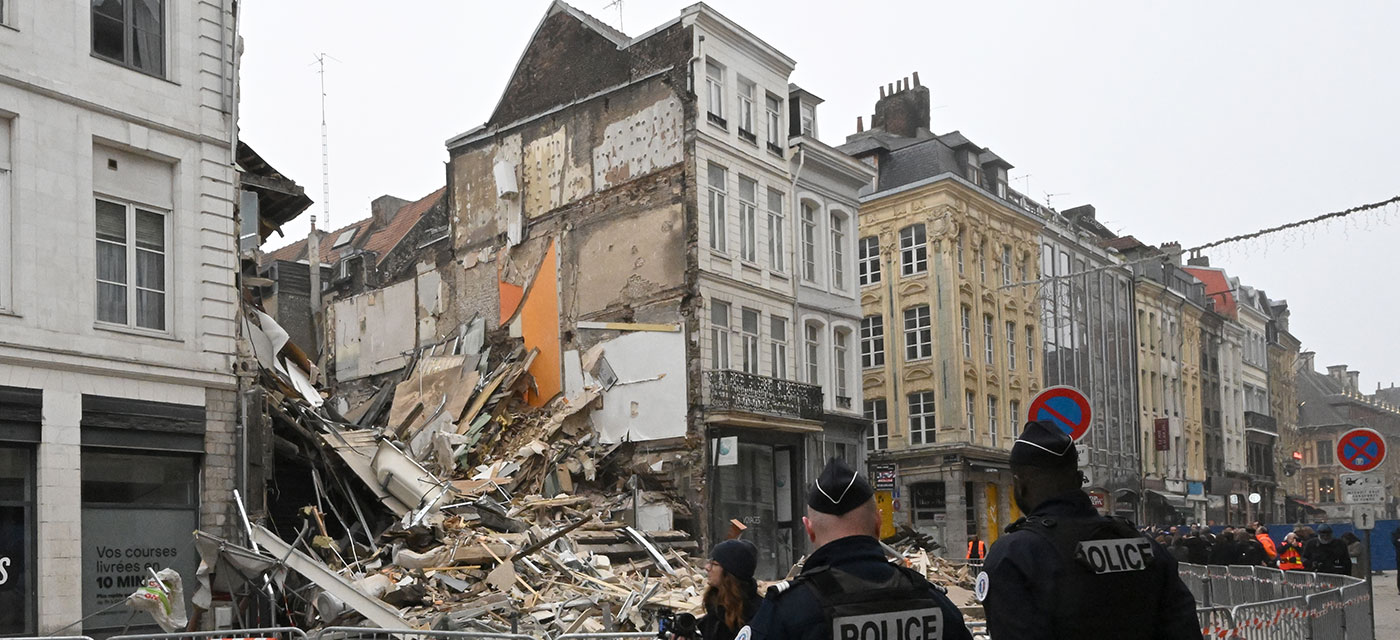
839, 77, 1043, 552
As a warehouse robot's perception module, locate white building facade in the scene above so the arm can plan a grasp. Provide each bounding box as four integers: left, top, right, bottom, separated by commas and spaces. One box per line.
0, 1, 240, 634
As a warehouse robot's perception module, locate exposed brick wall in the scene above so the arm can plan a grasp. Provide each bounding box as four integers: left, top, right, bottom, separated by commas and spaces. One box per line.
202, 387, 237, 539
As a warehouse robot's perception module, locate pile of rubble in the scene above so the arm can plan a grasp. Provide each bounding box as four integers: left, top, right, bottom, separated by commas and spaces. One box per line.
212, 310, 707, 635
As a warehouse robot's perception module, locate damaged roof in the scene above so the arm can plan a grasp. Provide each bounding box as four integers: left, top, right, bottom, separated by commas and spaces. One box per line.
261, 187, 445, 268
237, 141, 314, 240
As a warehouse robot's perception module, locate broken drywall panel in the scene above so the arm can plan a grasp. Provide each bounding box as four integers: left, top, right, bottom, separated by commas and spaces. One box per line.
415, 268, 444, 346
563, 349, 585, 397
332, 280, 417, 381
520, 239, 562, 406
590, 330, 685, 443
592, 96, 684, 192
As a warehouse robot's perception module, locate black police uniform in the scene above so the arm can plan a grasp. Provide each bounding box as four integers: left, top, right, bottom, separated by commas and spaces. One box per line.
980, 421, 1202, 640
744, 459, 971, 640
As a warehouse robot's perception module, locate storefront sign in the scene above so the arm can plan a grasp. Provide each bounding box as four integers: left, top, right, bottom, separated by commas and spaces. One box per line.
715, 436, 739, 466
0, 505, 27, 635
81, 508, 197, 631
1088, 491, 1107, 511
1153, 418, 1170, 451
872, 464, 897, 491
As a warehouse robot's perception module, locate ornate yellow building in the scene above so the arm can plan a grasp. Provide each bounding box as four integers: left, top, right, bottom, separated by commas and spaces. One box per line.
840, 77, 1042, 551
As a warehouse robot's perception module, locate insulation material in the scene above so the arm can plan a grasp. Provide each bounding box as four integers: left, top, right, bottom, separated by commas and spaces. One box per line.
589, 331, 687, 443
520, 240, 562, 406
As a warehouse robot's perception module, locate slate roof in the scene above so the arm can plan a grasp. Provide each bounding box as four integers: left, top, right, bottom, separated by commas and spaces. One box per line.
1296, 367, 1352, 429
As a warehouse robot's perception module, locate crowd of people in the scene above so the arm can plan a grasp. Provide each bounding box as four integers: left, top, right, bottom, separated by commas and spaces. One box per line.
1140, 521, 1359, 576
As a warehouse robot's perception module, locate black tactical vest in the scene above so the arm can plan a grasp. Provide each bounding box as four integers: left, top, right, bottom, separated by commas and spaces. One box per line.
793, 564, 948, 640
1011, 514, 1164, 639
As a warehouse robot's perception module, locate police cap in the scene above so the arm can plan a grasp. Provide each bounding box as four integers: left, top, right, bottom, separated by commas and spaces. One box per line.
1009, 420, 1078, 469
807, 458, 875, 515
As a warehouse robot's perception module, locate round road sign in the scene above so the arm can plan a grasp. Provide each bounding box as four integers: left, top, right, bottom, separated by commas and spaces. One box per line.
1027, 385, 1093, 441
1337, 428, 1386, 473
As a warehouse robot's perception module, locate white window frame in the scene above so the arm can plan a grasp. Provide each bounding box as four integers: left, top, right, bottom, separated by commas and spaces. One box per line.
988, 395, 999, 444
966, 391, 977, 439
899, 224, 927, 276
800, 103, 815, 137
1002, 245, 1013, 285
95, 196, 170, 332
800, 202, 819, 282
710, 300, 731, 369
858, 235, 881, 286
865, 399, 889, 451
1007, 320, 1017, 370
860, 315, 885, 369
91, 0, 167, 78
983, 314, 995, 364
737, 77, 756, 134
770, 315, 789, 379
0, 119, 10, 312
805, 322, 821, 384
738, 175, 757, 262
830, 212, 846, 290
765, 93, 783, 149
834, 330, 850, 400
767, 188, 785, 272
705, 60, 725, 121
707, 163, 727, 252
957, 232, 965, 275
1010, 400, 1021, 430
741, 307, 760, 374
904, 305, 932, 361
961, 306, 972, 358
909, 391, 936, 446
1026, 326, 1035, 372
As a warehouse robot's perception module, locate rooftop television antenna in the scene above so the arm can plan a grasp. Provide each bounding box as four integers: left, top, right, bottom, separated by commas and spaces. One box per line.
313, 53, 340, 230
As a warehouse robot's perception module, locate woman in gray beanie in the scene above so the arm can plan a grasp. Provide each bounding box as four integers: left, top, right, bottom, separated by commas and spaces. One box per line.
698, 539, 762, 640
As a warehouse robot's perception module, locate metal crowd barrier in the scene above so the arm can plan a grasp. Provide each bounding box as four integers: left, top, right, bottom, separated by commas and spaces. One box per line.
107, 628, 309, 640
1178, 562, 1374, 640
314, 628, 534, 640
551, 634, 656, 640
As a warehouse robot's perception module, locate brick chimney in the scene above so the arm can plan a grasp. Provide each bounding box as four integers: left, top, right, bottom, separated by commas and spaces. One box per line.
371, 195, 410, 225
1187, 254, 1210, 267
1326, 364, 1349, 384
1160, 241, 1183, 267
870, 72, 930, 138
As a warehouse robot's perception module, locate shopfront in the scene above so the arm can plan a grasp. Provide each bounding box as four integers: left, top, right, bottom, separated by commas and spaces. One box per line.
708, 430, 804, 580
0, 386, 40, 636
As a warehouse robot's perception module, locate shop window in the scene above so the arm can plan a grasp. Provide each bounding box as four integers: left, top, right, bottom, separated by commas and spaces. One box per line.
911, 482, 946, 523
0, 445, 35, 635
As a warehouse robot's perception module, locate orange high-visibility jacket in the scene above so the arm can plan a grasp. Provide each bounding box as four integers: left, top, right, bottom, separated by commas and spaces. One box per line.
1278, 543, 1304, 570
1257, 532, 1278, 560
967, 539, 987, 559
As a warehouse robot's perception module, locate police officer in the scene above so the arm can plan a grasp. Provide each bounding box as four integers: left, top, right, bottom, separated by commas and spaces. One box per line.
745, 458, 971, 640
979, 421, 1202, 640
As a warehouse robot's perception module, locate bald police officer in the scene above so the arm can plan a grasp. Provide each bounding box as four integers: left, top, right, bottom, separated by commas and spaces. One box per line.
744, 458, 970, 640
979, 421, 1202, 639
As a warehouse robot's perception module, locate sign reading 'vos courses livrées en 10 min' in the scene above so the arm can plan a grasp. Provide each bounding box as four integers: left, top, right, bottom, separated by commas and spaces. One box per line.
833, 608, 943, 640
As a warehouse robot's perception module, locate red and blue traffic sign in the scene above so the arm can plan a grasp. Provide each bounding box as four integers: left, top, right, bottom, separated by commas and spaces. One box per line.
1337, 428, 1386, 473
1027, 385, 1093, 441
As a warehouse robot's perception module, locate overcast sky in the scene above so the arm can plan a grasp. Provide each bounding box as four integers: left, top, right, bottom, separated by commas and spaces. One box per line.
240, 1, 1400, 387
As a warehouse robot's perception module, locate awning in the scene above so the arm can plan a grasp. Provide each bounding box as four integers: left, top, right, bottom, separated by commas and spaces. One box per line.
1287, 495, 1327, 514
1145, 489, 1192, 513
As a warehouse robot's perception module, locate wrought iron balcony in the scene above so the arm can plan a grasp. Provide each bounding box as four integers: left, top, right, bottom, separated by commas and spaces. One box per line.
705, 370, 824, 421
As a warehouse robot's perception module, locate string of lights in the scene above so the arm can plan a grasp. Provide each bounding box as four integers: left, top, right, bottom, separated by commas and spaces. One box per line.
999, 194, 1400, 290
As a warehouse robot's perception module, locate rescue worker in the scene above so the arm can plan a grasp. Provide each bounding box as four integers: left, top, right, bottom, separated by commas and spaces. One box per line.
1251, 523, 1277, 562
1276, 532, 1305, 571
966, 535, 987, 561
744, 458, 971, 640
979, 421, 1203, 640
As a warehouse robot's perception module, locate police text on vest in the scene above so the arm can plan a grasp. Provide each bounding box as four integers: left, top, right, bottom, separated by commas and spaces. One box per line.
1078, 538, 1154, 574
833, 607, 943, 640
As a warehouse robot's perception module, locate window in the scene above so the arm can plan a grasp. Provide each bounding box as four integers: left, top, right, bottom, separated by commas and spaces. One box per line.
960, 306, 972, 358
765, 94, 783, 151
830, 213, 846, 289
0, 446, 35, 635
1007, 321, 1017, 370
1316, 439, 1333, 466
966, 391, 977, 439
0, 118, 9, 311
92, 0, 166, 77
710, 301, 730, 369
707, 163, 727, 252
909, 392, 937, 445
904, 306, 932, 361
800, 103, 815, 137
983, 314, 995, 364
865, 399, 889, 451
988, 396, 999, 444
899, 224, 927, 275
805, 324, 821, 384
957, 232, 965, 275
978, 243, 987, 284
767, 188, 785, 272
741, 308, 760, 374
1002, 245, 1013, 285
738, 176, 757, 261
705, 60, 725, 124
737, 78, 756, 137
861, 315, 885, 368
96, 198, 167, 330
801, 202, 818, 281
1026, 326, 1035, 372
1009, 400, 1021, 431
332, 228, 356, 248
1318, 477, 1336, 503
770, 316, 789, 379
834, 331, 850, 401
858, 236, 881, 286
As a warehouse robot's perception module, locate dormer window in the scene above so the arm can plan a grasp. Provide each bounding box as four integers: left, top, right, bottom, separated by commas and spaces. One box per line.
800, 103, 815, 137
332, 228, 356, 248
964, 150, 983, 186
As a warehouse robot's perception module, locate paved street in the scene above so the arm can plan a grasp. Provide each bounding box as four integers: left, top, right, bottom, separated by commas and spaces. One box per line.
1376, 572, 1400, 637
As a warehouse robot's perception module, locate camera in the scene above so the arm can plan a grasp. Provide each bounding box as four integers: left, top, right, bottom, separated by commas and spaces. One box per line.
657, 609, 699, 640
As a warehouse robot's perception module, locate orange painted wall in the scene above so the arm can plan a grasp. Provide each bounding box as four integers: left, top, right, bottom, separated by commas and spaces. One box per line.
520, 240, 562, 406
499, 281, 524, 327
